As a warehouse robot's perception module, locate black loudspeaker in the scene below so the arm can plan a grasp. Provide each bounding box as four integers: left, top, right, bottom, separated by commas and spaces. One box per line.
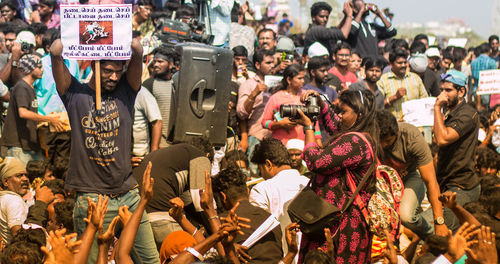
168, 43, 233, 146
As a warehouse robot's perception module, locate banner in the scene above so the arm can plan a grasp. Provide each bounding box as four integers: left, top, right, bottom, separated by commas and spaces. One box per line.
477, 69, 500, 95
60, 4, 132, 60
402, 97, 436, 127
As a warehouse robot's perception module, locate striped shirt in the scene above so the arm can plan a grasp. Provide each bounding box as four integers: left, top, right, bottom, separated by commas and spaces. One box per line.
378, 71, 428, 119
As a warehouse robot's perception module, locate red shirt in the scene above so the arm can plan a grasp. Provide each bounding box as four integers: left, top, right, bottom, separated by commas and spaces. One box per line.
328, 66, 358, 88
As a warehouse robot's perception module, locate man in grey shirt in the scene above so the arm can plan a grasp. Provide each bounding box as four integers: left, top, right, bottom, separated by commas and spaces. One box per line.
349, 56, 385, 109
132, 87, 162, 157
142, 46, 178, 148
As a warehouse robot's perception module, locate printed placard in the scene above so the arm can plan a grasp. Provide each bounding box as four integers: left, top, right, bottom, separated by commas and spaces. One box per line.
60, 4, 132, 60
477, 69, 500, 95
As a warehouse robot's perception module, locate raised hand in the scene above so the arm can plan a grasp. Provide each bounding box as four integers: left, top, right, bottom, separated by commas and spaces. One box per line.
140, 161, 154, 201
41, 228, 79, 264
97, 216, 119, 246
199, 170, 215, 211
445, 222, 479, 262
439, 191, 458, 209
118, 205, 132, 226
466, 225, 498, 264
84, 195, 109, 228
169, 197, 184, 222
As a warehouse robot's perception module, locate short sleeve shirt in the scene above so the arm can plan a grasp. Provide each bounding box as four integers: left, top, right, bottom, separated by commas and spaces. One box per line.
0, 191, 28, 244
382, 123, 433, 178
1, 79, 40, 151
132, 88, 162, 156
61, 76, 138, 194
437, 101, 480, 190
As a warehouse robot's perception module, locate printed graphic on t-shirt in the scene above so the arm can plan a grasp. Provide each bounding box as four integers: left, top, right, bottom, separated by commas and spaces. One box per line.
81, 99, 120, 167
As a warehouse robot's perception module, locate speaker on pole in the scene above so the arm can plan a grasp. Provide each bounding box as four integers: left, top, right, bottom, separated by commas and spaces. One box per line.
168, 43, 233, 146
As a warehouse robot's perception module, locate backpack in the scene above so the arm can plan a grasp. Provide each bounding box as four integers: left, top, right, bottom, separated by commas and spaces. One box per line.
345, 132, 404, 241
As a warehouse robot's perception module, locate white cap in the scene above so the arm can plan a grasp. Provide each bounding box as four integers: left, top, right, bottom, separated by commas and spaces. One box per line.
409, 54, 428, 73
16, 31, 36, 46
308, 42, 329, 58
286, 139, 305, 151
425, 47, 440, 58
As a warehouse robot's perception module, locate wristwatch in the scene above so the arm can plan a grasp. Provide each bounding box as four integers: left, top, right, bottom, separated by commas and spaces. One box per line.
11, 60, 18, 67
434, 216, 445, 225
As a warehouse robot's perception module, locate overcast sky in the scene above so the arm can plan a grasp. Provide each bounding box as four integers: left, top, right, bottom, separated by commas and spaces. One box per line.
371, 0, 494, 39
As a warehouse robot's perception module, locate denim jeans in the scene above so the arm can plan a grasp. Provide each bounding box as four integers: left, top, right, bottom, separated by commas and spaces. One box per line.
246, 135, 261, 175
422, 183, 481, 235
399, 171, 433, 239
7, 147, 43, 167
74, 188, 160, 264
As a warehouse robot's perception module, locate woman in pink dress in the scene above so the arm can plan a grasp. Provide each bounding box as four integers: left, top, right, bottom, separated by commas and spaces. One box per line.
295, 89, 380, 263
261, 64, 322, 145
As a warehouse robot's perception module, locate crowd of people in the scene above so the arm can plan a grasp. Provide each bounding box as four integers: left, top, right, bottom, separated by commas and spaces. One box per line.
0, 0, 497, 263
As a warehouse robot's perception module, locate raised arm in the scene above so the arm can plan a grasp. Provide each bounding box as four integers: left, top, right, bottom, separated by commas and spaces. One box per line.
50, 39, 72, 96
126, 38, 143, 92
115, 162, 154, 264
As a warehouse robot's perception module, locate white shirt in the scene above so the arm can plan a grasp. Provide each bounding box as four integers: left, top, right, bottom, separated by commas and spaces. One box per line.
249, 169, 309, 257
0, 191, 28, 244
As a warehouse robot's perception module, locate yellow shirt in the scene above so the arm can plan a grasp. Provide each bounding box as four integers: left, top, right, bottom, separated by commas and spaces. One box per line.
377, 71, 428, 119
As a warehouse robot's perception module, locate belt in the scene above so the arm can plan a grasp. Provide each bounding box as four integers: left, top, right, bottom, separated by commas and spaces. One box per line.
109, 184, 139, 198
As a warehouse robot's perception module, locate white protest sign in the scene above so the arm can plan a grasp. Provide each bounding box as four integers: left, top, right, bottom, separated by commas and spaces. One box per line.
60, 4, 132, 60
402, 97, 436, 127
477, 69, 500, 95
447, 38, 467, 48
264, 75, 282, 91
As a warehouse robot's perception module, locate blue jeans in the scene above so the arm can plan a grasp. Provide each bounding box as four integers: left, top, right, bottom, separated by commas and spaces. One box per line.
74, 188, 160, 264
246, 135, 261, 175
7, 147, 43, 167
422, 183, 481, 235
399, 171, 433, 239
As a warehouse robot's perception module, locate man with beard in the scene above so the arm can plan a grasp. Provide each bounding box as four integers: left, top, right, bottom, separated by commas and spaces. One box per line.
378, 48, 428, 119
50, 38, 160, 263
303, 56, 337, 103
349, 56, 385, 109
142, 46, 178, 148
0, 157, 30, 244
433, 69, 480, 231
345, 0, 396, 58
237, 49, 275, 174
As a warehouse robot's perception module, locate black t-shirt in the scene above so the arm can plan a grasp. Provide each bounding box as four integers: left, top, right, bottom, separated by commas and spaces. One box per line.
422, 69, 441, 97
437, 101, 480, 190
304, 24, 345, 57
1, 79, 40, 151
60, 76, 137, 194
133, 143, 205, 213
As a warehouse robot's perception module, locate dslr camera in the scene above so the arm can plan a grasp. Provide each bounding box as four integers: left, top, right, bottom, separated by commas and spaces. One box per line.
280, 95, 321, 121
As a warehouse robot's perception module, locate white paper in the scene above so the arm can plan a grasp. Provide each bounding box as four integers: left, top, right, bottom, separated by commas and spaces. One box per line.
401, 97, 436, 127
242, 214, 280, 248
478, 70, 500, 95
60, 4, 132, 60
447, 38, 467, 48
264, 75, 283, 91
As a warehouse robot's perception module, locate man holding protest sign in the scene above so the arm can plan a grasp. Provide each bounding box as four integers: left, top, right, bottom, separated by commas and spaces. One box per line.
50, 27, 160, 264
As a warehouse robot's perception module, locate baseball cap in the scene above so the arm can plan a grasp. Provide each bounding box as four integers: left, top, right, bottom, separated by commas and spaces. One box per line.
276, 37, 295, 53
308, 42, 329, 58
440, 69, 467, 87
425, 47, 440, 58
409, 54, 428, 73
16, 31, 36, 46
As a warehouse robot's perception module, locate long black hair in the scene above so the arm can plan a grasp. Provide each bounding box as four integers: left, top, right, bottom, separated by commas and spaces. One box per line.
328, 89, 381, 158
270, 64, 305, 94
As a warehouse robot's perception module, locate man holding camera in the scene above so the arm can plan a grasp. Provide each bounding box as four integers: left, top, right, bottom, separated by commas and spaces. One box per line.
344, 0, 397, 58
0, 30, 36, 88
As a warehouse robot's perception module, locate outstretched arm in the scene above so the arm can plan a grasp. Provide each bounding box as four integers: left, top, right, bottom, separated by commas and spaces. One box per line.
50, 39, 73, 96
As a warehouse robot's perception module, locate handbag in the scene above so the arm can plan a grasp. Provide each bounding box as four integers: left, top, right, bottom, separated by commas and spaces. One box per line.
288, 157, 375, 235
